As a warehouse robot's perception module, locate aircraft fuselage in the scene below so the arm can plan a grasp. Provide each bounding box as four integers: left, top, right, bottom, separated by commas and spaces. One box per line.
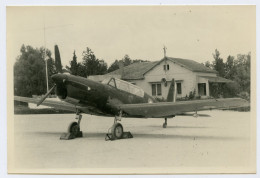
51, 74, 156, 116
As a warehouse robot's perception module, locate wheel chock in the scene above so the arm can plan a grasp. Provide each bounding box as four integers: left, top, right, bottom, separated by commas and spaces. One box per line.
60, 131, 83, 140
105, 131, 133, 141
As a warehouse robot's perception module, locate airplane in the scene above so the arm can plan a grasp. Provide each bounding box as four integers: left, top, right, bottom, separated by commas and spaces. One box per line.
14, 45, 250, 140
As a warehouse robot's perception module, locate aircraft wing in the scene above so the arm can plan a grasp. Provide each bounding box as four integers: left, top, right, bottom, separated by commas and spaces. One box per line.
14, 96, 105, 115
118, 98, 249, 118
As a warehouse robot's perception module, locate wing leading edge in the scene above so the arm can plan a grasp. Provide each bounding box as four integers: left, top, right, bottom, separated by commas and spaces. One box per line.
118, 98, 249, 118
14, 96, 104, 115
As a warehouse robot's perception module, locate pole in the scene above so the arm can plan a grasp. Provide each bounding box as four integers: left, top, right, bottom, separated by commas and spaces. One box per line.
44, 22, 49, 92
41, 21, 72, 93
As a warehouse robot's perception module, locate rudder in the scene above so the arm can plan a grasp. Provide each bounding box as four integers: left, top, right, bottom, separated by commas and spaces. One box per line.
167, 79, 175, 102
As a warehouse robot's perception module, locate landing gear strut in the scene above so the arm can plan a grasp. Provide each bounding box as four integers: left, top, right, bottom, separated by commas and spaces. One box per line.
105, 111, 133, 141
60, 112, 83, 140
163, 118, 167, 128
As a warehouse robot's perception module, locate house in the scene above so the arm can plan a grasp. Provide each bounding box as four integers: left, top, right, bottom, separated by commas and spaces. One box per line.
91, 57, 232, 99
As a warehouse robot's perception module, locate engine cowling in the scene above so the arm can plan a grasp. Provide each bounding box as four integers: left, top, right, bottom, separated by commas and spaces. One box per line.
56, 84, 67, 99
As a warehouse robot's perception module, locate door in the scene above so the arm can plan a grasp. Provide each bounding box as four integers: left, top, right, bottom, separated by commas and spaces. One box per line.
198, 83, 206, 96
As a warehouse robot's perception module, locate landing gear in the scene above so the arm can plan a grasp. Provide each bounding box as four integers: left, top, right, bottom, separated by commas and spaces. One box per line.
193, 111, 198, 118
67, 121, 82, 137
105, 111, 133, 141
163, 118, 167, 128
111, 123, 124, 139
60, 112, 83, 140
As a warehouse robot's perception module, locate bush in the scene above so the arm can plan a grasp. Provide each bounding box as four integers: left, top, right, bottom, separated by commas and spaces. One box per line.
188, 89, 196, 100
223, 82, 240, 98
238, 91, 250, 101
155, 97, 166, 102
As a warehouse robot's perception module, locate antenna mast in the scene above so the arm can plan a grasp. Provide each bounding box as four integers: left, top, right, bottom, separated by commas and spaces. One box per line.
44, 22, 49, 93
42, 21, 73, 93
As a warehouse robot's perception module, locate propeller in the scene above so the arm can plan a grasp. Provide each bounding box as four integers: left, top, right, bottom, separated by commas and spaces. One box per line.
37, 45, 63, 106
54, 45, 62, 73
37, 84, 56, 106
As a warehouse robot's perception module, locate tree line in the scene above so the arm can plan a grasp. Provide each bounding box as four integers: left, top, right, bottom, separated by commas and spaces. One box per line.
14, 45, 147, 97
13, 45, 250, 100
204, 49, 250, 100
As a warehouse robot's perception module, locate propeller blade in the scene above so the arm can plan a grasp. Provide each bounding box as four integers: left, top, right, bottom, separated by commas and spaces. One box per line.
54, 45, 62, 73
37, 84, 56, 106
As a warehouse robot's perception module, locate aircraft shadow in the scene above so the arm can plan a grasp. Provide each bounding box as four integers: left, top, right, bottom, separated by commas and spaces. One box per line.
147, 125, 211, 129
34, 131, 108, 139
131, 133, 245, 141
33, 131, 246, 141
33, 131, 65, 137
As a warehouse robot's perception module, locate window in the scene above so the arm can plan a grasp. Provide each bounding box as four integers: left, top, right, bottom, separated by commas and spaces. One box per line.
177, 83, 182, 94
116, 80, 129, 92
152, 83, 162, 96
163, 64, 169, 71
101, 77, 111, 84
157, 84, 162, 95
152, 84, 156, 96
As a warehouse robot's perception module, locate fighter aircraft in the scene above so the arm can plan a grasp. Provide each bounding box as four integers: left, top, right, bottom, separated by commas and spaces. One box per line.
14, 45, 249, 140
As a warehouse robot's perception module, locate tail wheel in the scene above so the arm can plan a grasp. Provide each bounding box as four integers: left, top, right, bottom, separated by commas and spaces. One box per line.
68, 122, 80, 136
111, 123, 124, 139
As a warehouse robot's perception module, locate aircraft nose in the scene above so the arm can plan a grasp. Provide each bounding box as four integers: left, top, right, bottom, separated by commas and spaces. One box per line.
51, 74, 68, 84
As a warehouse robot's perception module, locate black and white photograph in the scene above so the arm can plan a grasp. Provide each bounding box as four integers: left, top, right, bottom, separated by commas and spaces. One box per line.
5, 4, 256, 175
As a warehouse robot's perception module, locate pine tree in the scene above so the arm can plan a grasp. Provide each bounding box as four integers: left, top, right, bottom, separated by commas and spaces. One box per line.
212, 49, 225, 77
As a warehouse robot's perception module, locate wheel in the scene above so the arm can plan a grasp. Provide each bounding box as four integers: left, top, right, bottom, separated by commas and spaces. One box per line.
193, 113, 198, 118
68, 122, 80, 136
163, 123, 167, 128
111, 123, 124, 139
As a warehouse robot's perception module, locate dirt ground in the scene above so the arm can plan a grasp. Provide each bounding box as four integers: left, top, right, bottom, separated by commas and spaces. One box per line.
9, 110, 255, 174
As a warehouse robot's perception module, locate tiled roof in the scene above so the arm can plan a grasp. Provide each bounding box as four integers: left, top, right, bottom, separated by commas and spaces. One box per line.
201, 76, 233, 83
107, 61, 158, 80
166, 57, 217, 73
107, 57, 217, 80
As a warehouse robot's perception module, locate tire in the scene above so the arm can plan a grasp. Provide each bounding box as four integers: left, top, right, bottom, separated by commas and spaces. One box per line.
163, 123, 167, 128
111, 123, 124, 139
68, 122, 79, 136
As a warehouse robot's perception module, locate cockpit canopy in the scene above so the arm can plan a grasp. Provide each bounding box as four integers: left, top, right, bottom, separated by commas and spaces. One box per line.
102, 77, 144, 97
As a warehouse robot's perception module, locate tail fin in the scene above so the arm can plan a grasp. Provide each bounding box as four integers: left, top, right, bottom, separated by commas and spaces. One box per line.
167, 79, 176, 102
118, 61, 124, 78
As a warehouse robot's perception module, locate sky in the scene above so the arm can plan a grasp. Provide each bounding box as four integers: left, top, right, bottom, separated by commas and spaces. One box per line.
7, 6, 256, 67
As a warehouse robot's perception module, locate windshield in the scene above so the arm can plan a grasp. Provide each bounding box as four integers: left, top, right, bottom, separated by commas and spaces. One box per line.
101, 77, 111, 84
102, 77, 144, 97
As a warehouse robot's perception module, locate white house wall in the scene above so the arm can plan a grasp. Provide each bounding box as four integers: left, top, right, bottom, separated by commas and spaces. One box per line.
126, 60, 218, 99
140, 60, 197, 99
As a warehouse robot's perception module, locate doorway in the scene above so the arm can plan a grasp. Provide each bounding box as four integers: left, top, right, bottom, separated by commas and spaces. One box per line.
198, 83, 206, 96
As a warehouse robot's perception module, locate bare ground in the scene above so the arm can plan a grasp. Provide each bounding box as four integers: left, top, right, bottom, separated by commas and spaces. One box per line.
10, 110, 255, 174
